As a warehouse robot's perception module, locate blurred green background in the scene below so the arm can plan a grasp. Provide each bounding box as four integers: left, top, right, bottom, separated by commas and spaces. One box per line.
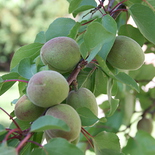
0, 0, 69, 71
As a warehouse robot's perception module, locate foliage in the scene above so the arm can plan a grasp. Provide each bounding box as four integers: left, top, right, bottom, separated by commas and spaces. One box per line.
1, 0, 155, 154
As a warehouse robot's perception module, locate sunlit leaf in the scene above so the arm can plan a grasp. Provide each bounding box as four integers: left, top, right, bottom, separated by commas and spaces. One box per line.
31, 138, 85, 155
118, 24, 145, 46
30, 115, 70, 132
93, 131, 123, 155
76, 107, 99, 126
34, 31, 46, 44
10, 43, 43, 70
16, 58, 37, 79
45, 18, 76, 41
129, 4, 155, 44
0, 72, 19, 95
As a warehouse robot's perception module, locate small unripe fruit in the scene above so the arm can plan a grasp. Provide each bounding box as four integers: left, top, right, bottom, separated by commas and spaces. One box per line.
45, 104, 81, 142
137, 118, 153, 134
107, 36, 145, 70
26, 70, 69, 108
40, 37, 81, 73
66, 88, 98, 117
14, 95, 45, 121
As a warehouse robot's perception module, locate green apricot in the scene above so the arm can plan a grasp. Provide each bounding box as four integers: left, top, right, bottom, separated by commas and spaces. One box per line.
137, 118, 153, 134
66, 87, 98, 117
107, 36, 145, 70
14, 95, 45, 121
40, 37, 81, 73
26, 70, 69, 108
45, 104, 81, 142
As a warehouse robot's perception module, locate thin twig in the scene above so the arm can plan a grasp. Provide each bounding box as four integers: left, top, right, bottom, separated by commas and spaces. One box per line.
67, 60, 87, 85
0, 107, 22, 132
16, 133, 32, 154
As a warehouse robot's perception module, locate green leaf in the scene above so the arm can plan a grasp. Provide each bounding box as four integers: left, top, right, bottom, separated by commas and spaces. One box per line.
77, 67, 95, 93
95, 55, 115, 78
31, 138, 85, 155
129, 4, 155, 44
94, 68, 108, 95
123, 130, 155, 155
0, 124, 6, 135
98, 15, 117, 60
86, 44, 102, 63
10, 43, 43, 70
96, 55, 139, 92
69, 0, 83, 13
129, 64, 155, 82
0, 143, 17, 155
138, 88, 152, 110
34, 31, 46, 44
30, 115, 70, 132
84, 21, 112, 51
142, 0, 155, 11
68, 22, 81, 39
122, 91, 135, 125
80, 42, 89, 59
69, 0, 96, 17
107, 78, 119, 117
76, 107, 99, 126
118, 24, 145, 46
0, 72, 19, 95
15, 58, 37, 79
45, 18, 76, 41
115, 72, 139, 92
93, 131, 123, 155
104, 110, 123, 132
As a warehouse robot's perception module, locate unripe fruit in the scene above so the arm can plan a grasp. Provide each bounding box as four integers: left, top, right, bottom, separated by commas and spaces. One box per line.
66, 88, 98, 117
14, 95, 45, 121
26, 70, 69, 108
137, 118, 153, 134
40, 37, 81, 73
45, 104, 81, 142
107, 36, 145, 70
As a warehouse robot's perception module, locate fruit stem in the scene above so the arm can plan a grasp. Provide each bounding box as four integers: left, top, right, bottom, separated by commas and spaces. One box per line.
81, 127, 94, 138
2, 128, 20, 143
0, 107, 22, 132
27, 140, 43, 148
81, 128, 94, 148
3, 79, 28, 83
16, 132, 32, 154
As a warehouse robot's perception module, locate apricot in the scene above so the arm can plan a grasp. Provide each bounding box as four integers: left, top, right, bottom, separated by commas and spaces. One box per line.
14, 95, 45, 121
26, 70, 69, 108
40, 37, 81, 73
66, 87, 98, 117
137, 118, 153, 134
107, 36, 145, 70
44, 104, 81, 142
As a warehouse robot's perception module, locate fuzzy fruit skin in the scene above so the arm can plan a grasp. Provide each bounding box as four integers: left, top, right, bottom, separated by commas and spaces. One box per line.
40, 37, 81, 73
107, 36, 145, 70
66, 87, 98, 117
26, 70, 69, 108
45, 104, 81, 142
14, 95, 45, 121
137, 118, 153, 134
